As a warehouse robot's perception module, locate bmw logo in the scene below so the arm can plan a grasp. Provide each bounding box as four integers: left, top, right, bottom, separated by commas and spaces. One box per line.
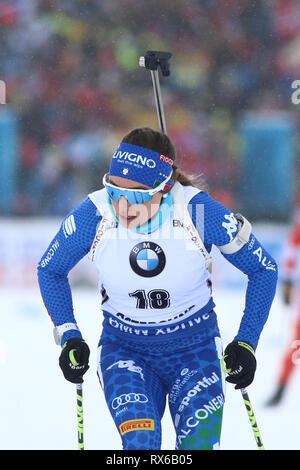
129, 242, 166, 277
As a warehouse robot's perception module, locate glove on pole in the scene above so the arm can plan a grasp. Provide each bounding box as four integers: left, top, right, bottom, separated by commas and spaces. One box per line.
59, 337, 90, 450
221, 341, 264, 449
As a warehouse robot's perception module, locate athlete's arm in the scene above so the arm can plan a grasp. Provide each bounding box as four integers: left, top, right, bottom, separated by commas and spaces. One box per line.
37, 197, 102, 344
189, 191, 278, 350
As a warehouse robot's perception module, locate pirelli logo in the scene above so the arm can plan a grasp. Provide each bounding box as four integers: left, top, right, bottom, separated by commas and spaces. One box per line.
119, 418, 155, 435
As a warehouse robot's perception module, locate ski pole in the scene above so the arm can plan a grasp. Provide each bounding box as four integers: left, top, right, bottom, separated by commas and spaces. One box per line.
76, 384, 84, 450
139, 50, 172, 135
240, 387, 264, 450
220, 357, 264, 450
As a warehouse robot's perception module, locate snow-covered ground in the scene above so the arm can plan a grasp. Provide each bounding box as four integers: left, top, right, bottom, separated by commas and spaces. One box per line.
1, 285, 298, 450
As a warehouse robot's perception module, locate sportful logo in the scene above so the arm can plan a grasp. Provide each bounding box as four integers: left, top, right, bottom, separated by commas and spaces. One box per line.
174, 372, 220, 428
112, 150, 156, 168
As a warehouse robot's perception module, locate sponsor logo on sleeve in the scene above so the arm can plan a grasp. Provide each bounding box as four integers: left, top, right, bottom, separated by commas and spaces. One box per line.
40, 240, 59, 267
63, 215, 76, 238
253, 246, 277, 271
222, 213, 238, 242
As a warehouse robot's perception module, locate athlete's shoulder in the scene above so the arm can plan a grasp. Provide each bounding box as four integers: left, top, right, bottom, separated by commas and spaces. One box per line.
187, 187, 221, 206
59, 195, 102, 257
187, 188, 239, 248
181, 184, 202, 204
183, 185, 230, 212
63, 195, 101, 230
88, 188, 108, 216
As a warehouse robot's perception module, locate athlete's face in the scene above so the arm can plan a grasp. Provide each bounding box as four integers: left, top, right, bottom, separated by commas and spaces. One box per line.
108, 175, 163, 228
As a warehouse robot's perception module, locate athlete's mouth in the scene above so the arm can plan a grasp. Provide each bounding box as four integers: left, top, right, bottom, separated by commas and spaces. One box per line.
119, 214, 138, 221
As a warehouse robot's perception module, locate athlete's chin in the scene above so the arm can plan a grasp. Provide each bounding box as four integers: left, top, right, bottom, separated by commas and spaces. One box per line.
119, 215, 144, 228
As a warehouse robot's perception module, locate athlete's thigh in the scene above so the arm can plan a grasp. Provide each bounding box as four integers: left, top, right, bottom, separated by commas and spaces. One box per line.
168, 336, 225, 450
98, 340, 166, 450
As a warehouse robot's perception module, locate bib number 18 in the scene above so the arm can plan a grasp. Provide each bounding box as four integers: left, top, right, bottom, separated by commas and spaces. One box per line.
129, 289, 170, 309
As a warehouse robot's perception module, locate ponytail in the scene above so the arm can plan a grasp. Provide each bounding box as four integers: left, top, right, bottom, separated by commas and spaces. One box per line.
172, 164, 208, 192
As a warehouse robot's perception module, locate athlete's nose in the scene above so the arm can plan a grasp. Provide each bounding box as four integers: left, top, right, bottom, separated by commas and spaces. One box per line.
118, 196, 133, 216
119, 195, 129, 206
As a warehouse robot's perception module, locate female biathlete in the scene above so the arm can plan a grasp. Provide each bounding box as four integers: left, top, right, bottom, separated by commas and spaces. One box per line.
38, 127, 278, 450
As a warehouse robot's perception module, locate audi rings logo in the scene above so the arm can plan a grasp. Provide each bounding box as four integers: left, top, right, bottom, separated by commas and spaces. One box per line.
112, 393, 149, 410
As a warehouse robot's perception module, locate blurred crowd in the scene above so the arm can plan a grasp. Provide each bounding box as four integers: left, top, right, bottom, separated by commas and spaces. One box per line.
0, 0, 300, 215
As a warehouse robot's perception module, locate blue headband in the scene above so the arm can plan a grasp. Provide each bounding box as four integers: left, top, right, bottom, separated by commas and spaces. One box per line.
109, 142, 173, 190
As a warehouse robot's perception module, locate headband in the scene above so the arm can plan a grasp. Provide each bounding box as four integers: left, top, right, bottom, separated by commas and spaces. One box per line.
109, 142, 173, 190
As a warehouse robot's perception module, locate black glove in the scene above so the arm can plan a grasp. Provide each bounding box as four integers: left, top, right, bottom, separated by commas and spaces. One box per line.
222, 341, 256, 390
59, 338, 90, 384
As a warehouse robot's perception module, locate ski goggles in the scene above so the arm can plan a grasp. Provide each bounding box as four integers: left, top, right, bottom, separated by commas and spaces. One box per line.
103, 173, 172, 205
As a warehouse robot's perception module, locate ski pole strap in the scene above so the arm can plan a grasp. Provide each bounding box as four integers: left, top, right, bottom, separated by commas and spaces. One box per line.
76, 384, 84, 450
240, 388, 264, 450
